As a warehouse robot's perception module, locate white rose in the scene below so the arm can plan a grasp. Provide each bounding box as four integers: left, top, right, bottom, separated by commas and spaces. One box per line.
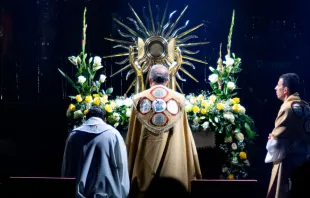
231, 143, 237, 150
202, 121, 209, 130
112, 112, 120, 121
99, 74, 106, 83
114, 99, 123, 108
238, 105, 246, 114
227, 82, 236, 90
123, 98, 133, 107
223, 55, 234, 66
223, 112, 235, 123
190, 97, 197, 104
208, 74, 218, 83
209, 66, 215, 72
222, 167, 228, 173
78, 76, 86, 84
93, 56, 102, 67
224, 136, 232, 143
126, 108, 132, 117
235, 133, 244, 142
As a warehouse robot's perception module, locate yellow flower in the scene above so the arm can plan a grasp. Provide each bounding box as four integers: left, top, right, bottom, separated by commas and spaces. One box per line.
209, 95, 217, 102
200, 108, 207, 114
83, 109, 88, 115
228, 174, 234, 180
239, 152, 247, 160
201, 100, 208, 107
216, 103, 224, 111
231, 97, 240, 104
75, 94, 83, 102
197, 94, 204, 100
93, 94, 100, 98
232, 104, 240, 112
84, 95, 93, 103
192, 105, 200, 113
104, 104, 113, 113
100, 95, 108, 104
93, 97, 101, 105
68, 104, 76, 111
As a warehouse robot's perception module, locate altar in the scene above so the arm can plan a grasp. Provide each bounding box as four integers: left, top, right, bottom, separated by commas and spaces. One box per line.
60, 3, 256, 181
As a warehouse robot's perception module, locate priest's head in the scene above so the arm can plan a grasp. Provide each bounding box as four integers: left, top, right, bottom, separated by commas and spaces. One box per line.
86, 105, 106, 121
275, 73, 300, 101
149, 64, 170, 87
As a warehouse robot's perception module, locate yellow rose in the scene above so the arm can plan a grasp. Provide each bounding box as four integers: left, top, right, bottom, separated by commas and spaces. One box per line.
201, 100, 207, 107
93, 94, 100, 98
200, 108, 207, 114
216, 103, 224, 111
84, 95, 93, 103
104, 104, 113, 113
239, 152, 247, 160
228, 174, 234, 180
192, 105, 200, 113
69, 104, 76, 111
232, 104, 240, 112
83, 109, 88, 115
231, 97, 240, 104
197, 94, 204, 100
209, 95, 217, 102
75, 94, 83, 102
93, 97, 101, 105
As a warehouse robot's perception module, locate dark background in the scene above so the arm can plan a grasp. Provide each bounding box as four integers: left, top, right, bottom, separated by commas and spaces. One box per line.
0, 0, 309, 197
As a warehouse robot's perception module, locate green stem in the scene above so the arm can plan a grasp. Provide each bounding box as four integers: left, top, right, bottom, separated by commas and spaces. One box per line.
227, 10, 235, 56
82, 7, 87, 55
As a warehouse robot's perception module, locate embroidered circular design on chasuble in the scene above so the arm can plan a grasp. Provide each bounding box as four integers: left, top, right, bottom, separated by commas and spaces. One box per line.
151, 113, 168, 126
150, 87, 168, 99
152, 99, 167, 113
292, 103, 304, 117
304, 120, 310, 134
166, 99, 179, 115
139, 98, 152, 114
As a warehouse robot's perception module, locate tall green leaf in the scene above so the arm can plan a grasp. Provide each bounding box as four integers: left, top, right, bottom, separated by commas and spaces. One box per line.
244, 122, 255, 139
58, 68, 80, 93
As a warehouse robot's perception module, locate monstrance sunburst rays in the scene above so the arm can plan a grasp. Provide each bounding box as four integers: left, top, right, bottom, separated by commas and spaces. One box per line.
103, 0, 209, 94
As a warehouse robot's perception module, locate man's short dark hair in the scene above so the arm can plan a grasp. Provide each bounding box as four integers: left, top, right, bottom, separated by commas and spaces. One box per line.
86, 106, 106, 121
150, 64, 169, 84
280, 73, 300, 94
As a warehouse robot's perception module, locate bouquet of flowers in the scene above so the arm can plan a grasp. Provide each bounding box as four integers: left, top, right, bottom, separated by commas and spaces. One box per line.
59, 8, 125, 130
186, 10, 256, 179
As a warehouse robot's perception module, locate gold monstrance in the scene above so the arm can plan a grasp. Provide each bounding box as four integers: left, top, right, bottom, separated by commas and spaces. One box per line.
103, 1, 209, 94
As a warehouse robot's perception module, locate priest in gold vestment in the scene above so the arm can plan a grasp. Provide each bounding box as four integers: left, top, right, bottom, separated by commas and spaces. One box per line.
126, 64, 202, 197
266, 73, 310, 198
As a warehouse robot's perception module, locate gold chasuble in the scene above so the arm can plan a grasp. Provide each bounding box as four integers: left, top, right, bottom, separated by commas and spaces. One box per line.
267, 93, 310, 198
126, 85, 202, 197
